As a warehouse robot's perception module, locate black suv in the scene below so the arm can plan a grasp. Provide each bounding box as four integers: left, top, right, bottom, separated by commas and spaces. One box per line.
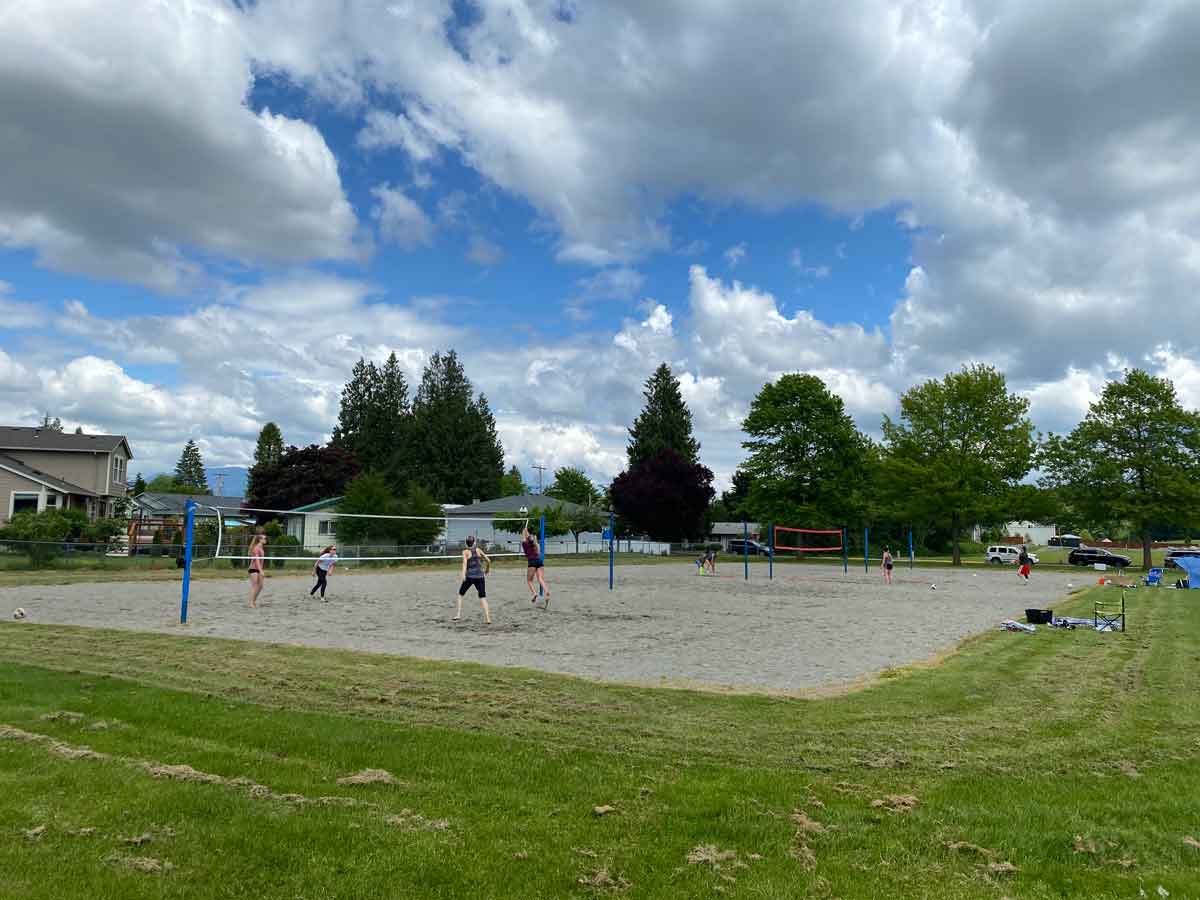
1068, 547, 1132, 568
728, 539, 771, 556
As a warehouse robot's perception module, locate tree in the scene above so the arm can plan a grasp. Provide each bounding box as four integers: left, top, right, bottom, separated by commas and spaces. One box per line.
131, 472, 147, 495
332, 354, 410, 473
247, 445, 361, 513
145, 474, 191, 493
173, 439, 209, 494
74, 426, 84, 435
879, 365, 1036, 565
546, 467, 600, 506
247, 422, 286, 498
0, 508, 86, 567
627, 363, 700, 466
494, 504, 572, 542
610, 448, 714, 541
498, 465, 528, 497
39, 414, 63, 432
391, 350, 504, 504
564, 504, 607, 552
739, 374, 872, 529
1040, 369, 1200, 568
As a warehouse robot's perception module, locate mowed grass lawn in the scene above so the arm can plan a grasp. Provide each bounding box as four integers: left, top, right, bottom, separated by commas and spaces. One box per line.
1, 587, 1199, 898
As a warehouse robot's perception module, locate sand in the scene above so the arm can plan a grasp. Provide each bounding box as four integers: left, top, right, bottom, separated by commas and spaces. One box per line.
2, 562, 1079, 692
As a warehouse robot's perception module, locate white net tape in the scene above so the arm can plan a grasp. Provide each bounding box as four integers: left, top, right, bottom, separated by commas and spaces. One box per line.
198, 504, 531, 562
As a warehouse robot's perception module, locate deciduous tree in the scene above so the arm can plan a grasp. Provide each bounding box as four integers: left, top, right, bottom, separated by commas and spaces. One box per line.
545, 467, 600, 506
879, 365, 1036, 565
610, 448, 714, 541
247, 445, 361, 513
498, 465, 527, 497
1040, 369, 1200, 568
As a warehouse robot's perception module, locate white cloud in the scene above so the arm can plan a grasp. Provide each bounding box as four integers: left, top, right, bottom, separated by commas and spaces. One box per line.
0, 282, 42, 330
466, 235, 505, 266
371, 185, 435, 248
789, 249, 831, 279
724, 242, 748, 268
0, 0, 358, 291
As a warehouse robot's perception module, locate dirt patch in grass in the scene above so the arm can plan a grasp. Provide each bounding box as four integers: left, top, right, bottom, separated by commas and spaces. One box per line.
577, 868, 632, 893
592, 804, 617, 817
870, 794, 919, 813
336, 768, 399, 786
945, 841, 996, 858
384, 810, 450, 832
105, 854, 174, 874
23, 825, 46, 842
791, 810, 826, 833
40, 710, 84, 723
686, 845, 738, 867
1183, 836, 1200, 850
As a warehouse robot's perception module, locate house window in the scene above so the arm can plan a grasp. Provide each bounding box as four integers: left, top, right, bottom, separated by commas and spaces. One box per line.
45, 494, 58, 509
318, 519, 336, 536
11, 493, 39, 516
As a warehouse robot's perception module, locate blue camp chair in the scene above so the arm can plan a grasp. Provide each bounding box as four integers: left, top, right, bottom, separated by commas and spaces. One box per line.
1144, 567, 1163, 586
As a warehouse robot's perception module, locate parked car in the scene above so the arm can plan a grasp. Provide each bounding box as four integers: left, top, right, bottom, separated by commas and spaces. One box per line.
728, 539, 771, 556
985, 545, 1040, 565
1068, 547, 1132, 568
1047, 534, 1082, 548
1165, 547, 1200, 570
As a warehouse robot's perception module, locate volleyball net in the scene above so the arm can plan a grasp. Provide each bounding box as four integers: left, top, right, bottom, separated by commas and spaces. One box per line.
773, 526, 844, 555
193, 504, 531, 563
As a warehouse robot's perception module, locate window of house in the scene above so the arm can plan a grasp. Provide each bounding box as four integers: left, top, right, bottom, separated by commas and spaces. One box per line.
45, 494, 58, 508
318, 519, 336, 535
11, 493, 39, 516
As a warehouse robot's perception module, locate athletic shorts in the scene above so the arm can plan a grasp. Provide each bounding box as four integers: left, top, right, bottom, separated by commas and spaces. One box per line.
459, 577, 486, 598
248, 567, 262, 576
1019, 564, 1031, 577
885, 562, 894, 570
526, 558, 544, 569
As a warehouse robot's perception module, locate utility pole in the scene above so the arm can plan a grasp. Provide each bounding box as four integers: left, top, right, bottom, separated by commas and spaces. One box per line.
532, 464, 547, 494
214, 473, 225, 496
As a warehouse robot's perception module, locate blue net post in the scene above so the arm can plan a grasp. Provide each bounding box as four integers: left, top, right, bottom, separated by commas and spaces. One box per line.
538, 514, 546, 597
743, 520, 749, 581
180, 498, 196, 625
768, 523, 774, 580
608, 512, 615, 591
842, 527, 848, 574
908, 528, 914, 571
864, 526, 870, 574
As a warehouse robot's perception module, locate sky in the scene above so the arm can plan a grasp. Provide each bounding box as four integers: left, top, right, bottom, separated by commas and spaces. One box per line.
2, 0, 1200, 492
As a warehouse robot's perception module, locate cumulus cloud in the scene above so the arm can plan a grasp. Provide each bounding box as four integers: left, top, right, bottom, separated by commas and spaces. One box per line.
0, 0, 358, 291
371, 185, 436, 248
723, 243, 748, 268
0, 282, 42, 330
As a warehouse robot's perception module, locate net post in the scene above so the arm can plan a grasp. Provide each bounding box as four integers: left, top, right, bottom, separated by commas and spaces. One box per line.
842, 527, 848, 574
180, 499, 195, 625
908, 528, 914, 571
864, 526, 870, 574
768, 523, 773, 581
743, 520, 749, 581
538, 514, 546, 597
608, 511, 615, 590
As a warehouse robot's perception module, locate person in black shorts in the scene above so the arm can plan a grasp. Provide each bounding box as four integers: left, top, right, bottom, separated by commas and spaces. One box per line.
454, 535, 491, 624
882, 546, 894, 585
521, 526, 550, 606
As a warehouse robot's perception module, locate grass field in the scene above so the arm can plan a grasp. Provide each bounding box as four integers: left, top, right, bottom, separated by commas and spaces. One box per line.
2, 585, 1199, 898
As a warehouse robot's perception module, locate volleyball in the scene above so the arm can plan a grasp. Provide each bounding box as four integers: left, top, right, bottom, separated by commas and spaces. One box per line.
12, 607, 26, 620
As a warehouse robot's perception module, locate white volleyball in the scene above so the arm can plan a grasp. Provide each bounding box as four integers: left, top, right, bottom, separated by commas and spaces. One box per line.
13, 607, 26, 620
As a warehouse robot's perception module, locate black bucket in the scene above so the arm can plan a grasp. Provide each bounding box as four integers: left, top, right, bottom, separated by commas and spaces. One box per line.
1025, 608, 1052, 625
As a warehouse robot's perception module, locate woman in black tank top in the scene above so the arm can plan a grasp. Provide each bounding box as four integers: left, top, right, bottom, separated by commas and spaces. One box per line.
454, 535, 492, 624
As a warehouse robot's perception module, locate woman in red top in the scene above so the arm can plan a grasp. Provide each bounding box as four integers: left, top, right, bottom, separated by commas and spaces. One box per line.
522, 526, 550, 606
247, 532, 267, 609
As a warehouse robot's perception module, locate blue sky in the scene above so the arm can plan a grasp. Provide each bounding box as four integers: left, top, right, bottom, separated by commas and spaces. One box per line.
2, 1, 1199, 490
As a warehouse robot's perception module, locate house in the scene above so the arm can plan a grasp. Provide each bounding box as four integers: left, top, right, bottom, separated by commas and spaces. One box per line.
445, 494, 591, 549
128, 492, 252, 551
0, 426, 133, 525
1004, 521, 1057, 546
708, 521, 762, 549
283, 497, 344, 552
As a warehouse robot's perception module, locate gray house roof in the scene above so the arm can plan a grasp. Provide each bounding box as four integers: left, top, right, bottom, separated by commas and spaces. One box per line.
444, 493, 594, 517
709, 521, 762, 536
133, 493, 246, 517
0, 452, 95, 496
0, 426, 132, 456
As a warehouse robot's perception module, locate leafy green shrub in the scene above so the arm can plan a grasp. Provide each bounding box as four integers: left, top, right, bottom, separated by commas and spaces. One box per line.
0, 509, 76, 567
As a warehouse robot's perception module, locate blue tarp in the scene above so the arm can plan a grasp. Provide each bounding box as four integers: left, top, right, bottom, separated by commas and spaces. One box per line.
1174, 555, 1200, 588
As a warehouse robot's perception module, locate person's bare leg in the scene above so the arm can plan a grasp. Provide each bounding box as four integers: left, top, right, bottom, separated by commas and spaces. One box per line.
527, 568, 538, 601
481, 597, 491, 624
537, 569, 550, 598
453, 592, 463, 620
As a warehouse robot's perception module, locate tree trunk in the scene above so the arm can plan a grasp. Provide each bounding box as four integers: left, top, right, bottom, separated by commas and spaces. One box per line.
951, 511, 962, 567
1142, 530, 1152, 570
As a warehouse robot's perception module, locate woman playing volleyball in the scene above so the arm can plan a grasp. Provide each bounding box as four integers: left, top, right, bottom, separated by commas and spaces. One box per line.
454, 535, 492, 624
247, 531, 267, 608
881, 546, 894, 585
522, 526, 550, 606
311, 544, 337, 600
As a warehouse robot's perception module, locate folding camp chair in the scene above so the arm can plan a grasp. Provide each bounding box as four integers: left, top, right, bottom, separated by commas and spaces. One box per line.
1094, 591, 1126, 633
1144, 567, 1163, 586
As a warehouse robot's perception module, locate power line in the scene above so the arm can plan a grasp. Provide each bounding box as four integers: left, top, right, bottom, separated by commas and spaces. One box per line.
532, 464, 547, 494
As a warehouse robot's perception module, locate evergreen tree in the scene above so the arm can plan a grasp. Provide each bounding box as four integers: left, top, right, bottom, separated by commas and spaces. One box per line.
40, 414, 63, 432
74, 426, 84, 435
391, 350, 504, 503
248, 422, 285, 498
627, 363, 700, 466
173, 439, 210, 494
332, 354, 410, 472
498, 465, 528, 497
131, 472, 147, 495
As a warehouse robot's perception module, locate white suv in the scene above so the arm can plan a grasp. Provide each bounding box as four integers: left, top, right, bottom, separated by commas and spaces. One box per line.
985, 545, 1039, 565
